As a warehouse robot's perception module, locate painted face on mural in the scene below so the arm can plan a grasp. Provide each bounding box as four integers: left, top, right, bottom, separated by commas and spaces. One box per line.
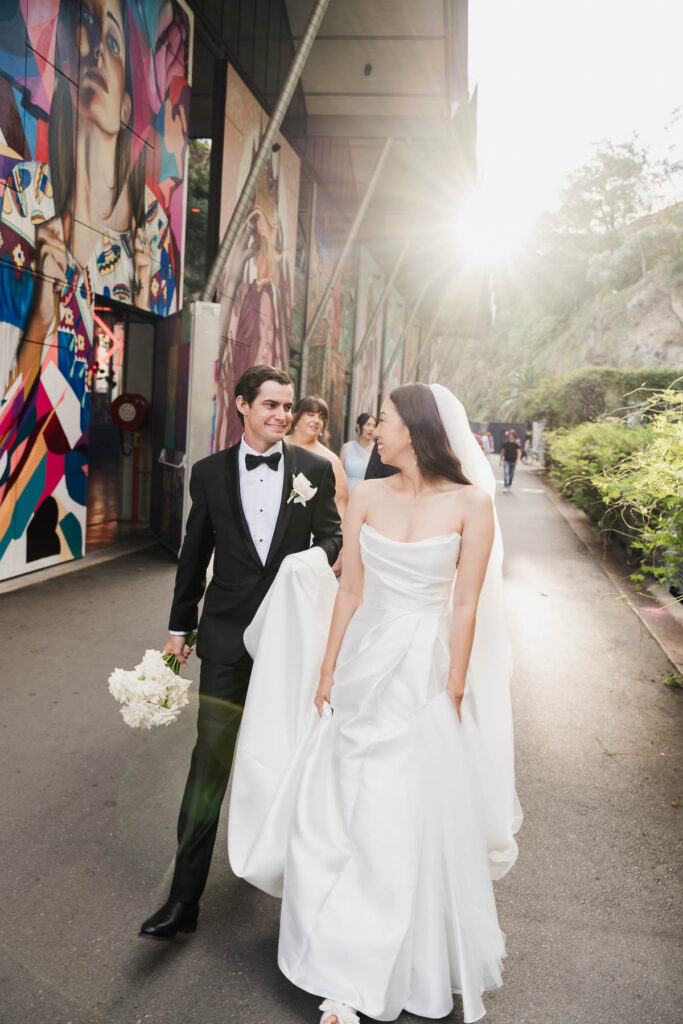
250, 208, 280, 280
253, 210, 268, 238
77, 0, 131, 135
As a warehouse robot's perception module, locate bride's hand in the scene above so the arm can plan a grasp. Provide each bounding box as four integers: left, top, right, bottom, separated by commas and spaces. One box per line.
446, 685, 464, 722
314, 671, 334, 717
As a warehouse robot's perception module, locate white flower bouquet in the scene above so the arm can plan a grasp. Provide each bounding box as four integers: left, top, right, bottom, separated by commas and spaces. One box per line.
108, 630, 197, 729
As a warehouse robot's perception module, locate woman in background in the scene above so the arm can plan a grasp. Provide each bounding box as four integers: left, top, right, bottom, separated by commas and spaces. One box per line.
340, 413, 376, 491
289, 395, 349, 575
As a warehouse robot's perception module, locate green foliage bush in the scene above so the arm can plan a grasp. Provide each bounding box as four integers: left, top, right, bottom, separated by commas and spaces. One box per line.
524, 365, 683, 429
546, 421, 652, 520
594, 392, 683, 588
586, 236, 640, 291
546, 391, 683, 590
586, 225, 677, 291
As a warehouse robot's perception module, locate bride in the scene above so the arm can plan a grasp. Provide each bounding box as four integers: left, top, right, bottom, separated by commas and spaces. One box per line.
227, 383, 522, 1024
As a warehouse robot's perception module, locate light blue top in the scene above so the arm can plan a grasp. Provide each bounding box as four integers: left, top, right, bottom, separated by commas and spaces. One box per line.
343, 440, 372, 491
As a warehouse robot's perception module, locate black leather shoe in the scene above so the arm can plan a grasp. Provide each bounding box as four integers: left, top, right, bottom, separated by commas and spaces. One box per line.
139, 899, 199, 939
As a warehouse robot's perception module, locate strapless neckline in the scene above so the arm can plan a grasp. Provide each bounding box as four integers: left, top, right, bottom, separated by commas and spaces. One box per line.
362, 522, 461, 545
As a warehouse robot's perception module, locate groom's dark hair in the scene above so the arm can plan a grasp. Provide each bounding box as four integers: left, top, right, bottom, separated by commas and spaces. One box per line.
234, 365, 294, 424
390, 383, 472, 486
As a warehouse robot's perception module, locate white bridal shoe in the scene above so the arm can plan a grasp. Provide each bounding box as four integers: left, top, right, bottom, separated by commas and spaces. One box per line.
319, 998, 360, 1024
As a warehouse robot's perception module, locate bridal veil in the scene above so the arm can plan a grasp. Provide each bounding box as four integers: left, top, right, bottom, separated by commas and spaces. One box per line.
430, 383, 522, 877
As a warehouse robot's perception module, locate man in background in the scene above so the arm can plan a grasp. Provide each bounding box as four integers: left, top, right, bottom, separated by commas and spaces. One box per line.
500, 430, 520, 492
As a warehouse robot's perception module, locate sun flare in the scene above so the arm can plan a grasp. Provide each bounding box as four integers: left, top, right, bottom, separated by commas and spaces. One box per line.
453, 189, 531, 267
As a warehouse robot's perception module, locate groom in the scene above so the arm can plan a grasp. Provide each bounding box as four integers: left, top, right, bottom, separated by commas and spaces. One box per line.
140, 364, 342, 939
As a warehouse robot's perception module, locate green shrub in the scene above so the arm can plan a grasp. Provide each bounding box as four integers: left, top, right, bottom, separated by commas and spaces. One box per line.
586, 225, 678, 291
546, 390, 683, 590
524, 366, 683, 429
546, 421, 653, 520
586, 236, 642, 291
594, 392, 683, 588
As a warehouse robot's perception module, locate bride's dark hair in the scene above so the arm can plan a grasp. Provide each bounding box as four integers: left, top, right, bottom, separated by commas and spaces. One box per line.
389, 383, 472, 486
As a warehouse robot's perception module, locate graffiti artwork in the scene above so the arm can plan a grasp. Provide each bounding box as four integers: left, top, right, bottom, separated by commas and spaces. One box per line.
214, 65, 300, 451
382, 287, 405, 399
304, 189, 356, 451
351, 247, 384, 427
0, 0, 192, 580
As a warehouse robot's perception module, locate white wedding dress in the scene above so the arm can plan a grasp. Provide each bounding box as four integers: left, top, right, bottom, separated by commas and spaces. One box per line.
228, 520, 520, 1022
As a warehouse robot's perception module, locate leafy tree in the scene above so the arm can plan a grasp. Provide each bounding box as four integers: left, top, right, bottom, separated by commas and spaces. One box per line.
499, 365, 540, 419
553, 136, 681, 236
555, 138, 650, 234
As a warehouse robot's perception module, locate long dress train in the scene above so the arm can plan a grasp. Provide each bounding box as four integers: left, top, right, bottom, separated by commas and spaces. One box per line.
228, 526, 515, 1022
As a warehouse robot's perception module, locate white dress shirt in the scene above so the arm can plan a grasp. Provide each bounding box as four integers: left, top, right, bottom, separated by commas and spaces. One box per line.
170, 437, 285, 635
238, 436, 285, 564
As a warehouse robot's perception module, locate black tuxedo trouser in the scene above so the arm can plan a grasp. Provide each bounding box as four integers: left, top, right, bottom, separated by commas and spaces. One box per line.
170, 653, 252, 903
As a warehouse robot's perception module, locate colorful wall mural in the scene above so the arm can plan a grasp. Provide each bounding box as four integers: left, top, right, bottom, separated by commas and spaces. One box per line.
214, 64, 301, 451
381, 286, 405, 399
351, 247, 384, 429
403, 320, 421, 382
0, 0, 193, 581
305, 187, 356, 452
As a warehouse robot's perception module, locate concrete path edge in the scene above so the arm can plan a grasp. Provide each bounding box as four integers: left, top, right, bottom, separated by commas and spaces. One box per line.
536, 470, 683, 676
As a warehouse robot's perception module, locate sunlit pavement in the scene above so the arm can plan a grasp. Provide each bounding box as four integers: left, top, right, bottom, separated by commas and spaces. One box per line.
2, 460, 681, 1024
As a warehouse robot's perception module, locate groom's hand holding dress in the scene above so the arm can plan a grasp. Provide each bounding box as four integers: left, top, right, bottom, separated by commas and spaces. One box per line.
140, 366, 342, 940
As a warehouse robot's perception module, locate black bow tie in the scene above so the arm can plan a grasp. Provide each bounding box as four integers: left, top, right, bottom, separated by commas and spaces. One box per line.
245, 451, 282, 472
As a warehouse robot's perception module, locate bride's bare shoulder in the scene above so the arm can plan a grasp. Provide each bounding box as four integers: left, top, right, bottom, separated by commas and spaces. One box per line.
348, 477, 388, 501
459, 483, 494, 517
463, 482, 492, 502
346, 477, 394, 513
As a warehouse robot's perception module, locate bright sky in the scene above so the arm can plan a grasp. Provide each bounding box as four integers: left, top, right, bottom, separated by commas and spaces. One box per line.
465, 0, 683, 257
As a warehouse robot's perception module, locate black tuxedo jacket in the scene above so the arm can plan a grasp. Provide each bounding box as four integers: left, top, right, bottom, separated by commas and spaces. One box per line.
168, 440, 342, 664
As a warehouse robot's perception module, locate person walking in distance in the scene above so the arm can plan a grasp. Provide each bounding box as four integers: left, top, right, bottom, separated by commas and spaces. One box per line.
500, 430, 520, 492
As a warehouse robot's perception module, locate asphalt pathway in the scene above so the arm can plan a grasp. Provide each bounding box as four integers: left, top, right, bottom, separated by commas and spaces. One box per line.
1, 459, 681, 1024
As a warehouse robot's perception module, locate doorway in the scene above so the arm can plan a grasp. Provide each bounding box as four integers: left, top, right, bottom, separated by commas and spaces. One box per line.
86, 308, 125, 552
85, 302, 155, 553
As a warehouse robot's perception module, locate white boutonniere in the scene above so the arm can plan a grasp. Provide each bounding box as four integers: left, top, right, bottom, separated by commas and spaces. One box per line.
287, 471, 317, 507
